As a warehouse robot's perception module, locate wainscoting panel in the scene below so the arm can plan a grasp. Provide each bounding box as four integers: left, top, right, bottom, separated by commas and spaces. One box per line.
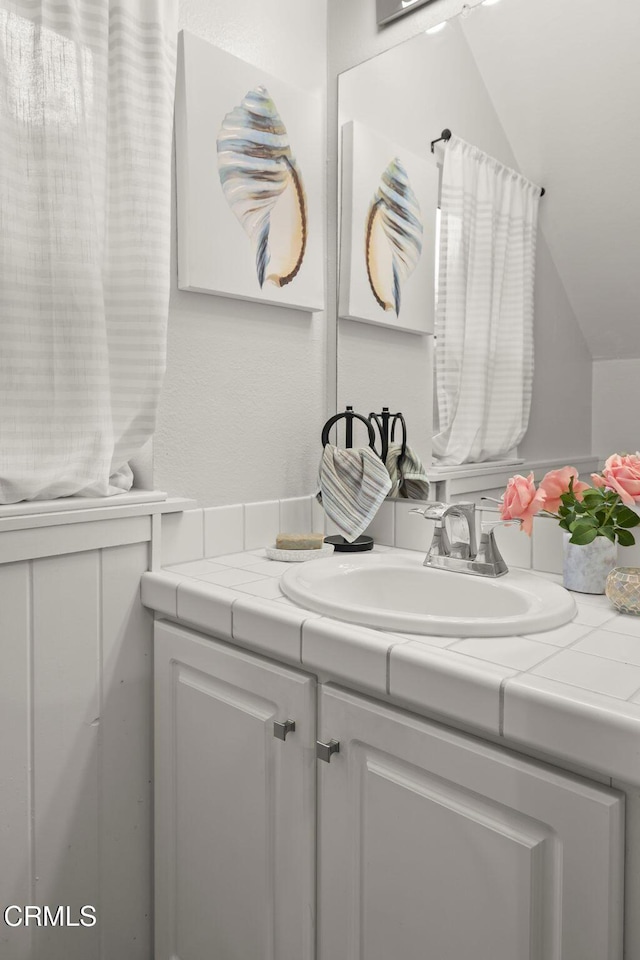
0, 541, 152, 960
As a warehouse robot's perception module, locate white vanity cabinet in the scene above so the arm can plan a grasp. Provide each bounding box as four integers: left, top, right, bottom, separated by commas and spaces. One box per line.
154, 622, 624, 960
317, 685, 624, 960
154, 622, 317, 960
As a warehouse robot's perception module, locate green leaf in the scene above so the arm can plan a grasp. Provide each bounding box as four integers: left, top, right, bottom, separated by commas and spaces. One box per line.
558, 518, 571, 531
616, 528, 636, 547
569, 516, 597, 530
582, 488, 603, 501
615, 507, 640, 528
600, 526, 616, 542
569, 522, 599, 545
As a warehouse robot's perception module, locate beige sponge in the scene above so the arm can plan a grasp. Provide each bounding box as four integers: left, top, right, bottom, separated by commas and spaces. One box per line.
275, 532, 325, 550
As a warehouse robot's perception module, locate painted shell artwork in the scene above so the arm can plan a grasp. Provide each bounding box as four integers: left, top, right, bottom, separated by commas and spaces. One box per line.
216, 85, 308, 289
365, 158, 423, 316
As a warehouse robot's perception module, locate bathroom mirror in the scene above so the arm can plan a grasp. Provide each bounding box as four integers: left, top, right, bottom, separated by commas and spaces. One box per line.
335, 0, 640, 472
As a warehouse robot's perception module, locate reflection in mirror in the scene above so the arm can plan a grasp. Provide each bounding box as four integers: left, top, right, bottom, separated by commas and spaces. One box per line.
337, 0, 640, 485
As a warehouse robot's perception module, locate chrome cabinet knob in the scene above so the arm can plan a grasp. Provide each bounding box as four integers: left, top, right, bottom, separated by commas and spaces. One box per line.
273, 719, 296, 741
316, 739, 340, 762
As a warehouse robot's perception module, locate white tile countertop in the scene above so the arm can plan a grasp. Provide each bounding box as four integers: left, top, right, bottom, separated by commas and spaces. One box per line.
141, 545, 640, 786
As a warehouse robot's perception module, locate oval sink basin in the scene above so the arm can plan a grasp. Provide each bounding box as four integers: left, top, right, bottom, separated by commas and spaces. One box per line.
281, 553, 576, 637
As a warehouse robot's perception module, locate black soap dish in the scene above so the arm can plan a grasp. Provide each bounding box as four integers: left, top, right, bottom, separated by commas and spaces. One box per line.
324, 534, 374, 553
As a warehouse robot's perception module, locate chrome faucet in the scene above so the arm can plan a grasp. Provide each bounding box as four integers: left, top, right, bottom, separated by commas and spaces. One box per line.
410, 502, 521, 577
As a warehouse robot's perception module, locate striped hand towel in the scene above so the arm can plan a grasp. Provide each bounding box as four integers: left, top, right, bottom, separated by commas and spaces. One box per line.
317, 445, 392, 542
385, 443, 431, 500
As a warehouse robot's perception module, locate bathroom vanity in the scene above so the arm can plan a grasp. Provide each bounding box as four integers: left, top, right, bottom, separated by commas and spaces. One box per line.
144, 547, 640, 960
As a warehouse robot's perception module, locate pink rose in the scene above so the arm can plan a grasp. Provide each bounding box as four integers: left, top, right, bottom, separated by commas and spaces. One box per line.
595, 453, 640, 507
538, 466, 590, 514
500, 473, 546, 536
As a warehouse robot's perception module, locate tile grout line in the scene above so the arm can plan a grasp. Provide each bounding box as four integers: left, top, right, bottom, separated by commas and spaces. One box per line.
625, 682, 640, 703
498, 676, 508, 736
386, 641, 404, 695
499, 664, 533, 737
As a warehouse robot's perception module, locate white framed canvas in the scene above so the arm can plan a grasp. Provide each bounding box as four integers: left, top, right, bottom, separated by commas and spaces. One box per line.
339, 120, 438, 334
175, 31, 324, 312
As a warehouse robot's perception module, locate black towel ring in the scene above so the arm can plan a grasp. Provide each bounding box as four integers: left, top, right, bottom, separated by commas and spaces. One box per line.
321, 406, 377, 450
368, 407, 407, 464
390, 412, 408, 465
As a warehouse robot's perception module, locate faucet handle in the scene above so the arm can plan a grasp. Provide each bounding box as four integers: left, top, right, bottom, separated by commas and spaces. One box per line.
481, 518, 523, 533
410, 502, 448, 520
475, 519, 522, 575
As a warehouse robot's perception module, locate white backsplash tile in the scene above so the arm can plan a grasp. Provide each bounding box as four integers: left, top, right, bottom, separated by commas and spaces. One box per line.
311, 496, 326, 535
324, 515, 342, 538
244, 500, 279, 550
487, 513, 531, 569
203, 504, 244, 558
279, 496, 313, 534
365, 499, 395, 546
394, 501, 432, 552
532, 516, 564, 574
161, 509, 204, 565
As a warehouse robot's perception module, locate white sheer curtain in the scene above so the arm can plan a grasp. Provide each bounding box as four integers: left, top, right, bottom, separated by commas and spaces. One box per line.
0, 0, 177, 503
432, 136, 541, 466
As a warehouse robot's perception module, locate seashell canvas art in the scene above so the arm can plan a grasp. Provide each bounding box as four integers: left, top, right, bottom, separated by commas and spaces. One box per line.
175, 31, 323, 311
365, 158, 423, 316
339, 120, 438, 334
217, 86, 308, 291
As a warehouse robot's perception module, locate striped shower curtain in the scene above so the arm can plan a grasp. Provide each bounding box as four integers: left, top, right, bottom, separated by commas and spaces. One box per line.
0, 0, 177, 503
432, 136, 542, 466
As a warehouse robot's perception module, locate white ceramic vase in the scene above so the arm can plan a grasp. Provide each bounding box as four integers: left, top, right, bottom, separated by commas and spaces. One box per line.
562, 532, 617, 594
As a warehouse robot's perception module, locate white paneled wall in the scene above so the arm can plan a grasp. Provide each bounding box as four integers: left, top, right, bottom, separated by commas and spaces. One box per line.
0, 532, 153, 960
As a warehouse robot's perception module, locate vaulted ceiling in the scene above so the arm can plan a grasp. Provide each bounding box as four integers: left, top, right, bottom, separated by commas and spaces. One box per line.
460, 0, 640, 360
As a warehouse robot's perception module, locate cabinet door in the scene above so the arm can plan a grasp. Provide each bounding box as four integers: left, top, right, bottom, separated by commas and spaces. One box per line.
155, 621, 316, 960
317, 685, 623, 960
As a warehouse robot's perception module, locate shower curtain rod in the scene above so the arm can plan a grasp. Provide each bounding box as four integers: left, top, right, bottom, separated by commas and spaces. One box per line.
429, 128, 546, 196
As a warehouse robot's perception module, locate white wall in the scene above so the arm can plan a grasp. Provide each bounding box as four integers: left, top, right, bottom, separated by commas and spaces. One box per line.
154, 0, 328, 507
592, 360, 640, 456
329, 0, 593, 466
520, 237, 592, 461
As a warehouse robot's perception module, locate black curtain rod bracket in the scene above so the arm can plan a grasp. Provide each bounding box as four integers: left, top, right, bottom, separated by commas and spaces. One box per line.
430, 128, 452, 153
430, 127, 546, 197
